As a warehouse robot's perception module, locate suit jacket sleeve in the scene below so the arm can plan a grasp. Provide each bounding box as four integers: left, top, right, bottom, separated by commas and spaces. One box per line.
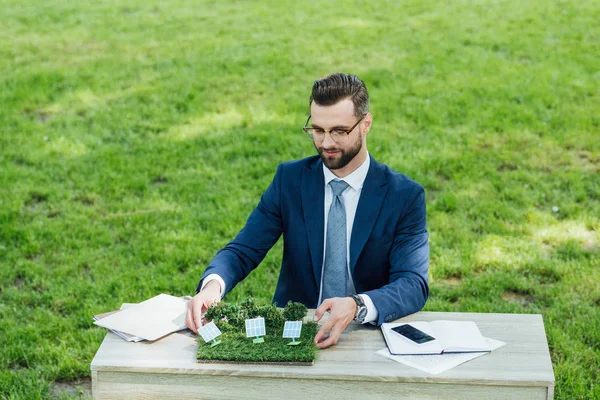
196, 164, 284, 296
364, 184, 429, 325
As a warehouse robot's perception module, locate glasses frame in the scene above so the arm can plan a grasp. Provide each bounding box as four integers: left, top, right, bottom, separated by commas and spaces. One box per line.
303, 113, 367, 142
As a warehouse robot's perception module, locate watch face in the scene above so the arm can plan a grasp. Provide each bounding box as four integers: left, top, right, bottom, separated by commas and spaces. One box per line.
352, 295, 367, 322
357, 307, 367, 321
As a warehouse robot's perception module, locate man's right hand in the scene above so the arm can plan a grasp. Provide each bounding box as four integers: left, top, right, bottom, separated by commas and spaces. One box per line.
185, 280, 222, 334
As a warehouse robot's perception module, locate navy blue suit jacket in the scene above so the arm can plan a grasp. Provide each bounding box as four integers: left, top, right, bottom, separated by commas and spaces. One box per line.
197, 155, 429, 326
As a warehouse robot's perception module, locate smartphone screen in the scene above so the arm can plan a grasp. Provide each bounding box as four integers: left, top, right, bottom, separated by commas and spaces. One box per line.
391, 324, 436, 344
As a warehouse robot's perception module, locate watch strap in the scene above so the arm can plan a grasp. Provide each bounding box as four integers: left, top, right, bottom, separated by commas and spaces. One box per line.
351, 294, 367, 322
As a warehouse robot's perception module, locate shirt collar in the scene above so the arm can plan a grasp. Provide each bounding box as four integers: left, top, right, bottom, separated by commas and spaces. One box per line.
322, 153, 370, 191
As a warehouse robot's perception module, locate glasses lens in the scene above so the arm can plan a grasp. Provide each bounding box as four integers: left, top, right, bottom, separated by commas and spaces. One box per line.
305, 129, 326, 141
331, 130, 347, 140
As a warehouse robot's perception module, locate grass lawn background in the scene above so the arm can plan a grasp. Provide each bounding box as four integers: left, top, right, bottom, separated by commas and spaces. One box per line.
0, 0, 598, 398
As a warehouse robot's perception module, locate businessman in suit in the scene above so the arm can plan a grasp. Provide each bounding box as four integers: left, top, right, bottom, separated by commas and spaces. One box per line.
186, 73, 429, 349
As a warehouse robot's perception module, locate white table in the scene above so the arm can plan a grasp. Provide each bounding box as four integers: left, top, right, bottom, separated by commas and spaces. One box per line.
91, 311, 555, 399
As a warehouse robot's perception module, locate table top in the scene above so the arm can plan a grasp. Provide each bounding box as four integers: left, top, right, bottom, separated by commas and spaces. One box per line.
90, 311, 555, 387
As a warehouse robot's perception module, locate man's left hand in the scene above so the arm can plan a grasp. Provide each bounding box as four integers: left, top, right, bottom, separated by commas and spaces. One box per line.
313, 297, 357, 349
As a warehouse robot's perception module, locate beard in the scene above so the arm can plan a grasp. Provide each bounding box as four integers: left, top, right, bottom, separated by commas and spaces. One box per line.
315, 133, 363, 171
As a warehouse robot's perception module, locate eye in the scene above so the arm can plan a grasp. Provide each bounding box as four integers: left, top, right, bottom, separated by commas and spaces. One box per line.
331, 129, 347, 136
313, 129, 325, 134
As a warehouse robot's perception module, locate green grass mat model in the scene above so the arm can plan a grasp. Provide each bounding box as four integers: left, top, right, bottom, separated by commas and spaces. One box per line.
196, 299, 319, 364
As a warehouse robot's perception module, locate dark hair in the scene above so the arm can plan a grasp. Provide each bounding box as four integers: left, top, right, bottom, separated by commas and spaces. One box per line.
309, 73, 369, 117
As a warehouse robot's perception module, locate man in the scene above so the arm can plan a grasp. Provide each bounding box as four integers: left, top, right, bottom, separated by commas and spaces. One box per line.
186, 73, 429, 349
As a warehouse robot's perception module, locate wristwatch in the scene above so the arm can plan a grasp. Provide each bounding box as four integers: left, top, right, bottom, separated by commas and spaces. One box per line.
351, 294, 367, 323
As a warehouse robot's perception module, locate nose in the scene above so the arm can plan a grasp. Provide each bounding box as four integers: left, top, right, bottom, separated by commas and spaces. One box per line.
321, 131, 337, 148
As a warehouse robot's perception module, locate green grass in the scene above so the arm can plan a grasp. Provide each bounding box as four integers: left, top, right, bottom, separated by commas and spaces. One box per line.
197, 322, 319, 364
0, 0, 598, 398
197, 300, 319, 363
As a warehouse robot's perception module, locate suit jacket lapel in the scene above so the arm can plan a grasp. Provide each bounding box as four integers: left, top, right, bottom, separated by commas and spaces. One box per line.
301, 159, 325, 288
350, 155, 388, 273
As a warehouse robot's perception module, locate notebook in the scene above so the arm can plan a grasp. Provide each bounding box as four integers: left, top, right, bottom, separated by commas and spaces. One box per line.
381, 320, 492, 355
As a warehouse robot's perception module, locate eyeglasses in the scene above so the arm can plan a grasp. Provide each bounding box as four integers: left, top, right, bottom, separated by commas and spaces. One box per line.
302, 113, 367, 143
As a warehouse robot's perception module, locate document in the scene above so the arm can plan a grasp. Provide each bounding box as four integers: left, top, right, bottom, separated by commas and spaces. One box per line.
376, 337, 506, 375
93, 294, 188, 341
381, 320, 490, 355
93, 304, 144, 342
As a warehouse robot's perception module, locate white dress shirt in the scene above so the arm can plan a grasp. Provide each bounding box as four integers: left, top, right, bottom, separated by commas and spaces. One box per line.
319, 154, 378, 324
202, 153, 379, 324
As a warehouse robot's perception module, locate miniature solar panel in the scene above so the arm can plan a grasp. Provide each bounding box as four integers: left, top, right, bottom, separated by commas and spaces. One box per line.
245, 317, 266, 337
283, 321, 302, 338
199, 321, 222, 343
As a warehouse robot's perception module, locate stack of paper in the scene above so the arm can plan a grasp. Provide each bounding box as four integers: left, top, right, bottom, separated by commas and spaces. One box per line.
93, 294, 190, 342
378, 320, 507, 374
376, 337, 506, 375
93, 305, 145, 342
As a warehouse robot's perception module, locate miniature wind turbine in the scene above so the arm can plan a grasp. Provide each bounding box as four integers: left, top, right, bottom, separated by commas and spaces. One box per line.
199, 321, 222, 347
283, 321, 302, 345
245, 317, 266, 344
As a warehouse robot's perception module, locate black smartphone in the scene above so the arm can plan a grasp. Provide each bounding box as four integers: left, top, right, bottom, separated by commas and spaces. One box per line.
391, 324, 436, 344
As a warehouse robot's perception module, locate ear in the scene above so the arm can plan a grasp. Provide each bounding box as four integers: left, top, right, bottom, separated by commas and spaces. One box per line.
362, 112, 373, 135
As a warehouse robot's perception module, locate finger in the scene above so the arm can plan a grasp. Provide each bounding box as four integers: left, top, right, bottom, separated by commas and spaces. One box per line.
314, 318, 336, 344
314, 299, 332, 322
192, 300, 206, 331
187, 302, 199, 334
317, 325, 340, 349
316, 330, 338, 349
185, 304, 196, 333
327, 322, 345, 345
200, 298, 219, 326
318, 318, 347, 349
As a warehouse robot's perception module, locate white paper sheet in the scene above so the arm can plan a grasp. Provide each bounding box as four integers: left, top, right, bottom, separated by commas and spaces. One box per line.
376, 337, 506, 375
93, 303, 145, 342
94, 294, 189, 341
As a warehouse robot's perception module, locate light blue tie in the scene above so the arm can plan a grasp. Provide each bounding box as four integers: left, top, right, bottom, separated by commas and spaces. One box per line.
322, 180, 350, 300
